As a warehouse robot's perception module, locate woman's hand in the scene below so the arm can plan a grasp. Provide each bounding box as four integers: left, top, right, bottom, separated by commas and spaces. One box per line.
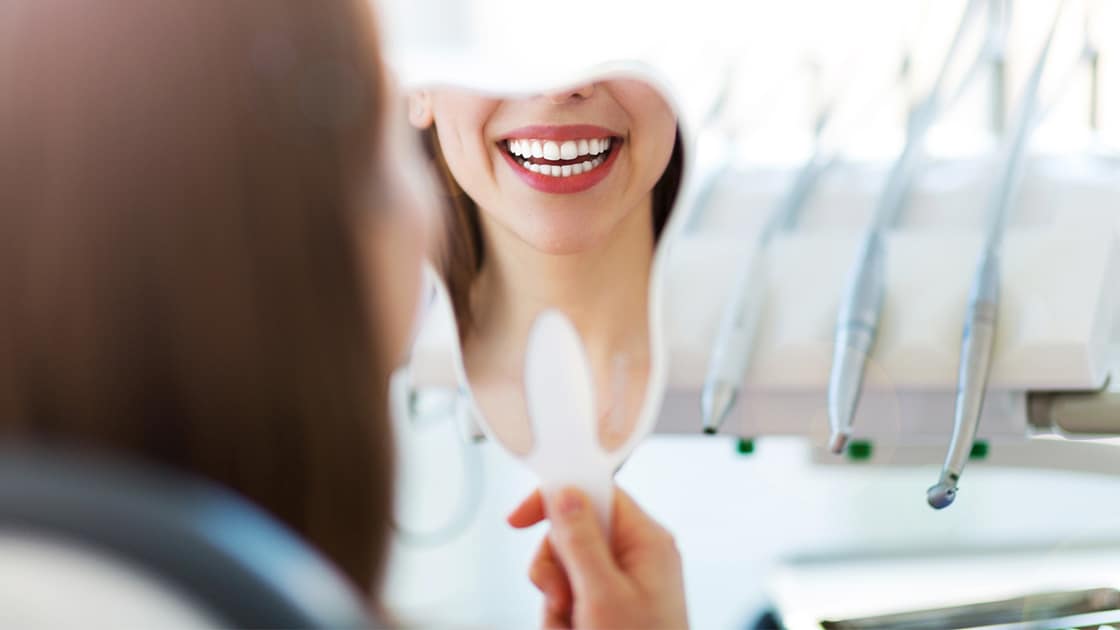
508, 487, 688, 629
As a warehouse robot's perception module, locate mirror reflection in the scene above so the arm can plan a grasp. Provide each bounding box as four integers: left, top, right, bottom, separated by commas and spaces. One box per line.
408, 79, 683, 455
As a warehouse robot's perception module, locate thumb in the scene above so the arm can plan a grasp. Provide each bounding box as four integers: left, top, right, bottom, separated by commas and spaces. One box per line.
545, 487, 621, 598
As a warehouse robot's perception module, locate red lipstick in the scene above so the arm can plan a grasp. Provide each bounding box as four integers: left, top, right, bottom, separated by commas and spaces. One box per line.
498, 125, 622, 195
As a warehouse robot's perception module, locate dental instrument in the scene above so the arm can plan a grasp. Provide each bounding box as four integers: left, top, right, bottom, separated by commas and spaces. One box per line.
929, 0, 1070, 509
698, 45, 921, 435
827, 0, 998, 454
988, 0, 1011, 135
700, 103, 837, 434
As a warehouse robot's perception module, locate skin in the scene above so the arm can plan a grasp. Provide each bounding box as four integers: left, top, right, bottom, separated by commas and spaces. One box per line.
508, 487, 689, 629
365, 92, 439, 364
408, 80, 678, 454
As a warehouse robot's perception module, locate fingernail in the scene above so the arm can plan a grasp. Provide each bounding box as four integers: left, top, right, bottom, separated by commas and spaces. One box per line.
555, 488, 584, 518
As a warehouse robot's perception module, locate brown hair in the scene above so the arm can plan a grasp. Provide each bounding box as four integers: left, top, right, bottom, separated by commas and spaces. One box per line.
425, 127, 685, 337
0, 1, 394, 594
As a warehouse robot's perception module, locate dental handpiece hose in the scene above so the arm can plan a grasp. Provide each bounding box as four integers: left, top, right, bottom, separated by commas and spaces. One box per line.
700, 156, 827, 434
928, 0, 1065, 509
826, 0, 991, 454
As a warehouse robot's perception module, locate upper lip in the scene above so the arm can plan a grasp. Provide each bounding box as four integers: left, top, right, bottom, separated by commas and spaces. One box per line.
498, 124, 620, 142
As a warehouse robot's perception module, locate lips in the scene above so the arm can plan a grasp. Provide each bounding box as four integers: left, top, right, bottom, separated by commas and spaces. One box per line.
498, 124, 622, 194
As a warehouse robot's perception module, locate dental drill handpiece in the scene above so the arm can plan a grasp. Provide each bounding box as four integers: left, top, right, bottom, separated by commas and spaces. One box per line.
928, 1, 1064, 508
928, 248, 999, 508
701, 152, 828, 434
826, 0, 989, 454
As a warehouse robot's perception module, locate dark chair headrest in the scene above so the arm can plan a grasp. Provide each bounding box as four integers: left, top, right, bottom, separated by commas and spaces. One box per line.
0, 446, 373, 629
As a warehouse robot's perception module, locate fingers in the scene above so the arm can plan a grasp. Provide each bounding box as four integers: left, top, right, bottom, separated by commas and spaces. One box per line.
610, 487, 672, 549
528, 539, 572, 614
507, 489, 545, 528
541, 601, 571, 630
544, 487, 621, 598
609, 482, 676, 567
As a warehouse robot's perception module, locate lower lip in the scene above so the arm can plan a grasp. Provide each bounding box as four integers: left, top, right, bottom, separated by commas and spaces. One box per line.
499, 142, 621, 194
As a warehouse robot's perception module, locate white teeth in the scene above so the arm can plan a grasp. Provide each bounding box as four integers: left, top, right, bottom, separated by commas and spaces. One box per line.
506, 136, 615, 178
506, 137, 613, 157
520, 156, 605, 176
516, 155, 609, 177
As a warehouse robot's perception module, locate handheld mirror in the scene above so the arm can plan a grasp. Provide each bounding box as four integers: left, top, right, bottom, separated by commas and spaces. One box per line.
406, 71, 689, 525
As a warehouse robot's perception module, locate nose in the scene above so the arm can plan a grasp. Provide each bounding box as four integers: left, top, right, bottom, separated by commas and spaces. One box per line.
543, 83, 596, 104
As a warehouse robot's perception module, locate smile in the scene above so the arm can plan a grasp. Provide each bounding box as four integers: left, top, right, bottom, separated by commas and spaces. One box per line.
505, 137, 613, 177
497, 125, 622, 194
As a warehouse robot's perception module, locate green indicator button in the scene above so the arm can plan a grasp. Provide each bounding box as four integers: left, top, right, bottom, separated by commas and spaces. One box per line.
847, 440, 873, 461
736, 438, 755, 455
969, 440, 989, 460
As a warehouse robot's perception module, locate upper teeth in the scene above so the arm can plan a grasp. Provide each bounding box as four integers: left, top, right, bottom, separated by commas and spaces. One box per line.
506, 137, 613, 159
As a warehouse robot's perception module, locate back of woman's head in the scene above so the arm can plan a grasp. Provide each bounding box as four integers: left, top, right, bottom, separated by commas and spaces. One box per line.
0, 1, 394, 593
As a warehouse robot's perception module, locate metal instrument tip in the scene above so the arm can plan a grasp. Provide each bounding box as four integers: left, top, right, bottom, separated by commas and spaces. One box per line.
926, 481, 957, 509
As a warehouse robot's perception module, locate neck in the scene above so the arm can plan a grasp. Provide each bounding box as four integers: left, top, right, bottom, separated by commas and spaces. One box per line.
468, 198, 654, 376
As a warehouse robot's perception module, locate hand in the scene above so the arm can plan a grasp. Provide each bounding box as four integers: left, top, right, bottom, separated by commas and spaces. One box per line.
508, 487, 688, 629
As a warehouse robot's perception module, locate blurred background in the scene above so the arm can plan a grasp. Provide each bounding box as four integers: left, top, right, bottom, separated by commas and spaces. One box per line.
378, 1, 1120, 628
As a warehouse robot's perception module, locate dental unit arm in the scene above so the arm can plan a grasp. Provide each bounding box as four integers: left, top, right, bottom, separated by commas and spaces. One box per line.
657, 209, 1120, 471
928, 0, 1066, 510
827, 0, 1000, 454
700, 98, 840, 436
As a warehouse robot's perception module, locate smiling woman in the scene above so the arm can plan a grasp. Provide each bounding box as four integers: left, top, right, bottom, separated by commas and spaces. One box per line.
408, 79, 683, 454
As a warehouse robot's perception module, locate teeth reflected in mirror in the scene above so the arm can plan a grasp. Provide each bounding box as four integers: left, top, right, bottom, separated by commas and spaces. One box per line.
408, 78, 684, 458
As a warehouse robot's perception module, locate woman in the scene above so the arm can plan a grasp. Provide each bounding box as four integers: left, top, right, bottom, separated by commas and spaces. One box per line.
0, 1, 687, 628
409, 83, 683, 453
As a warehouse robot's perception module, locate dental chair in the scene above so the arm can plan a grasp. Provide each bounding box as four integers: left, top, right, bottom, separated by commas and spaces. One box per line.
0, 447, 373, 628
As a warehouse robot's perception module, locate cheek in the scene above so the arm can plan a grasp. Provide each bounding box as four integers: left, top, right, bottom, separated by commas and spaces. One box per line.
613, 86, 678, 185
642, 103, 678, 176
435, 123, 493, 199
631, 122, 677, 193
363, 214, 426, 366
430, 97, 502, 197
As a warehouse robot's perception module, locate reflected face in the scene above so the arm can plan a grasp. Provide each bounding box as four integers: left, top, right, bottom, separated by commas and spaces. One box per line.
415, 80, 677, 254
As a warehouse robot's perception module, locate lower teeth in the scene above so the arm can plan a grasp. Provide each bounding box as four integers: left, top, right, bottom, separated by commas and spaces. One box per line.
517, 154, 606, 178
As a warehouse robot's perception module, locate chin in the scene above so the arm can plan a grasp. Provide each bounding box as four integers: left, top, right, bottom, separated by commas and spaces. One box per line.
518, 223, 607, 256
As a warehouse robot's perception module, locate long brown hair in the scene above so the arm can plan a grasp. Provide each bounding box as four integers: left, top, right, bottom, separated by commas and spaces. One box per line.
425, 127, 685, 338
0, 1, 394, 594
